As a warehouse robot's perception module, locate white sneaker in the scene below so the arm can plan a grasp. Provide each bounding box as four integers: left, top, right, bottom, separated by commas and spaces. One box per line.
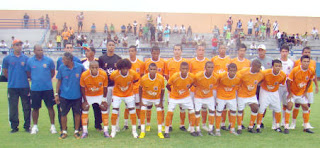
111, 131, 116, 138
50, 126, 57, 134
271, 123, 276, 130
305, 123, 314, 129
187, 126, 191, 132
202, 126, 209, 132
31, 126, 39, 134
289, 123, 296, 129
132, 131, 139, 138
116, 126, 120, 132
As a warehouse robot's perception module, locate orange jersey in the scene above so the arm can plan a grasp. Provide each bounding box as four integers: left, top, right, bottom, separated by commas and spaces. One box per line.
238, 68, 264, 98
231, 57, 251, 70
189, 57, 209, 92
144, 58, 166, 76
211, 56, 231, 74
130, 58, 145, 94
294, 59, 316, 93
288, 66, 315, 96
140, 73, 165, 99
261, 69, 286, 92
110, 69, 140, 97
216, 72, 241, 100
61, 31, 70, 40
194, 71, 219, 98
167, 72, 195, 99
80, 69, 108, 96
165, 58, 189, 78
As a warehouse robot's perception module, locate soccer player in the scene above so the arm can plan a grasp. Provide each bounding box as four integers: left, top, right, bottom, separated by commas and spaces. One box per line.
123, 45, 144, 130
2, 39, 31, 133
109, 59, 140, 138
211, 44, 231, 130
139, 63, 165, 139
277, 45, 294, 128
193, 61, 218, 136
80, 61, 109, 138
290, 47, 318, 129
189, 45, 210, 131
284, 55, 315, 134
26, 45, 56, 134
256, 59, 286, 133
164, 62, 197, 138
81, 47, 103, 131
165, 44, 189, 131
143, 46, 166, 131
231, 44, 251, 70
55, 52, 85, 139
237, 60, 264, 134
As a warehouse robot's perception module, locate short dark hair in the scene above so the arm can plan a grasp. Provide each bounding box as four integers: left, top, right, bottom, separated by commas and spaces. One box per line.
90, 47, 96, 53
151, 46, 160, 52
63, 52, 73, 61
228, 63, 237, 70
195, 44, 205, 50
116, 59, 132, 69
180, 62, 189, 68
272, 59, 282, 66
300, 55, 310, 62
302, 46, 311, 53
107, 40, 115, 44
238, 43, 247, 50
65, 42, 73, 46
280, 45, 289, 52
205, 61, 214, 68
149, 63, 157, 69
174, 44, 183, 51
251, 59, 262, 67
129, 45, 137, 51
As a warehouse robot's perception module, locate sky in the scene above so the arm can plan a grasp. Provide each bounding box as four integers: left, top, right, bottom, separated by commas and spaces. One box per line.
1, 0, 319, 17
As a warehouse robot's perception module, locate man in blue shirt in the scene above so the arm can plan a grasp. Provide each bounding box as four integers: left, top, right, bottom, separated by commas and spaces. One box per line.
55, 52, 85, 139
26, 45, 56, 134
2, 39, 31, 133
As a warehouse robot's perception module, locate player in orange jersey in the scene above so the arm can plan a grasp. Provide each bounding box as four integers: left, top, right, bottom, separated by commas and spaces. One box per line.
164, 62, 197, 138
237, 60, 264, 134
189, 45, 210, 132
123, 45, 145, 130
290, 47, 318, 129
109, 59, 140, 138
165, 44, 189, 132
256, 59, 286, 133
80, 61, 109, 138
231, 44, 251, 70
215, 63, 241, 136
193, 61, 219, 136
139, 63, 165, 139
284, 55, 315, 134
211, 44, 231, 130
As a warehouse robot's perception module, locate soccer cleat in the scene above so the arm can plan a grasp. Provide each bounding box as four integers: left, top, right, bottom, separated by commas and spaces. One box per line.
132, 131, 139, 138
81, 132, 88, 139
303, 129, 314, 134
10, 128, 19, 133
228, 125, 231, 131
50, 126, 57, 134
158, 132, 164, 139
187, 126, 191, 132
284, 129, 289, 134
197, 131, 203, 136
164, 133, 170, 138
274, 128, 282, 133
221, 126, 228, 131
169, 127, 173, 132
179, 126, 187, 132
305, 123, 314, 129
111, 131, 116, 138
146, 125, 151, 132
74, 132, 81, 139
190, 132, 198, 137
260, 123, 265, 129
208, 130, 215, 136
271, 123, 276, 130
237, 129, 242, 135
104, 132, 110, 138
96, 127, 103, 132
122, 125, 129, 131
59, 133, 68, 139
139, 132, 146, 139
256, 128, 261, 133
215, 131, 221, 136
241, 125, 246, 129
162, 126, 165, 132
289, 123, 296, 129
202, 126, 209, 132
138, 125, 141, 130
248, 128, 256, 133
30, 126, 39, 134
25, 128, 30, 133
230, 130, 239, 136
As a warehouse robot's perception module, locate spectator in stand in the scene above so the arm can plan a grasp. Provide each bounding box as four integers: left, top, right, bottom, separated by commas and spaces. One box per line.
157, 33, 163, 46
273, 20, 279, 38
250, 42, 256, 56
260, 23, 266, 41
187, 26, 192, 36
89, 39, 94, 47
76, 34, 82, 47
56, 32, 62, 50
223, 24, 228, 37
236, 19, 242, 34
104, 24, 109, 34
187, 35, 193, 47
165, 24, 171, 34
180, 25, 186, 34
62, 22, 67, 32
200, 35, 206, 47
45, 14, 50, 28
150, 24, 156, 41
127, 24, 132, 33
76, 12, 84, 33
157, 14, 162, 25
23, 13, 30, 28
212, 25, 220, 38
135, 37, 140, 49
121, 25, 126, 34
0, 40, 8, 54
143, 24, 149, 42
181, 35, 187, 46
247, 19, 253, 39
114, 35, 120, 47
164, 27, 170, 47
110, 24, 115, 34
99, 38, 107, 48
301, 32, 308, 46
157, 23, 163, 37
62, 28, 70, 48
69, 27, 75, 44
193, 34, 200, 47
173, 24, 179, 34
276, 31, 282, 48
133, 20, 138, 36
311, 27, 319, 40
106, 34, 112, 42
122, 34, 128, 47
23, 40, 30, 54
295, 33, 301, 46
266, 20, 271, 39
47, 40, 53, 49
254, 18, 260, 39
91, 23, 96, 33
212, 36, 219, 54
227, 16, 233, 31
39, 16, 45, 28
225, 29, 231, 44
139, 25, 143, 40
51, 23, 58, 34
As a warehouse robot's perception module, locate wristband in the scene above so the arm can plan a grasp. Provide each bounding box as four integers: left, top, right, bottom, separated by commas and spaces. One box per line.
54, 93, 58, 96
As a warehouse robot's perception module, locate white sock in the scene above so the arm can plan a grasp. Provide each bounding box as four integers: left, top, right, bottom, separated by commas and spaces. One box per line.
124, 119, 128, 126
138, 119, 141, 126
165, 126, 169, 133
104, 126, 108, 132
51, 124, 55, 128
83, 126, 88, 133
158, 125, 162, 133
209, 125, 213, 131
196, 126, 200, 132
141, 124, 145, 133
62, 130, 67, 134
74, 130, 79, 133
33, 125, 38, 128
132, 125, 137, 133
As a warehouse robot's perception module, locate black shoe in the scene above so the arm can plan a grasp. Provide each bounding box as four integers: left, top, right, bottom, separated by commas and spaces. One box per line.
164, 133, 170, 138
260, 123, 265, 129
304, 129, 314, 134
248, 128, 256, 133
284, 129, 289, 134
228, 125, 231, 130
252, 123, 256, 129
96, 127, 103, 132
221, 126, 228, 131
197, 131, 203, 136
179, 126, 187, 132
138, 126, 141, 130
208, 130, 215, 136
237, 129, 242, 135
274, 128, 282, 133
122, 125, 129, 131
256, 128, 261, 133
169, 127, 173, 132
10, 128, 19, 133
241, 125, 246, 129
190, 132, 198, 137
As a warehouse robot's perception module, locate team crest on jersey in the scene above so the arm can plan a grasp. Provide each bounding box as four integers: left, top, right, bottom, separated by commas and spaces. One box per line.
209, 84, 213, 89
154, 86, 158, 91
254, 80, 258, 85
186, 84, 191, 88
104, 63, 108, 67
157, 68, 162, 72
287, 67, 291, 70
21, 62, 25, 66
114, 63, 117, 67
43, 64, 47, 68
127, 81, 131, 85
306, 76, 309, 80
136, 68, 140, 73
274, 82, 278, 85
76, 73, 79, 78
99, 82, 103, 86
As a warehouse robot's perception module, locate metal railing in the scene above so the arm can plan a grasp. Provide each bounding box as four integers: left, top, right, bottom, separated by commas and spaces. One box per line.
0, 19, 49, 29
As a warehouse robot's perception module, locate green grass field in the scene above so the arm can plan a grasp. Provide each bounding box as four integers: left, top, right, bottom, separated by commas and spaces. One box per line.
0, 82, 320, 148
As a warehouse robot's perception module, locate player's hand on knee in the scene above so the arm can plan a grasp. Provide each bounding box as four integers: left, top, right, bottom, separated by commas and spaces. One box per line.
100, 101, 108, 111
82, 101, 90, 110
54, 96, 60, 104
287, 93, 293, 100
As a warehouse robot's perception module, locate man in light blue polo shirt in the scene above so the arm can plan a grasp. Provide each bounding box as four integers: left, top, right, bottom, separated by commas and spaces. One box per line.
26, 45, 57, 135
55, 52, 85, 139
2, 39, 31, 133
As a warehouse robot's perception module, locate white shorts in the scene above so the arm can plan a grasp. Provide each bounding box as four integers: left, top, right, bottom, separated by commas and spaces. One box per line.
142, 98, 160, 106
168, 96, 194, 112
134, 93, 140, 103
288, 94, 308, 104
216, 98, 237, 112
85, 95, 103, 105
107, 86, 114, 105
237, 96, 258, 111
278, 86, 288, 105
194, 97, 215, 112
258, 88, 281, 113
165, 36, 170, 42
308, 92, 314, 104
112, 95, 135, 109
